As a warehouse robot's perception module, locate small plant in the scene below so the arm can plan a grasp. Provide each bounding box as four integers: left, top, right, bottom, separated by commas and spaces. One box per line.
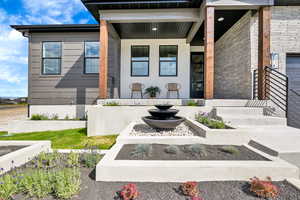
180, 181, 199, 198
0, 174, 18, 200
53, 168, 81, 199
103, 101, 119, 106
119, 183, 139, 200
51, 114, 59, 120
130, 144, 152, 158
82, 152, 102, 168
30, 114, 49, 120
220, 146, 240, 155
164, 145, 180, 154
64, 115, 70, 120
195, 112, 227, 129
185, 144, 207, 157
187, 100, 198, 106
67, 152, 80, 167
250, 177, 279, 198
144, 86, 161, 98
19, 170, 52, 199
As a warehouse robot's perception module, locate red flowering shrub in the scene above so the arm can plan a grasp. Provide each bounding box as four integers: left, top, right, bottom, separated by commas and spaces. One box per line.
180, 181, 199, 197
250, 177, 279, 198
119, 183, 139, 200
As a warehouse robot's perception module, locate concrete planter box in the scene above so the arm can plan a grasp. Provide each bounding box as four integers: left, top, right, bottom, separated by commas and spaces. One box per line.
0, 141, 51, 174
116, 121, 205, 144
96, 143, 299, 182
8, 120, 86, 134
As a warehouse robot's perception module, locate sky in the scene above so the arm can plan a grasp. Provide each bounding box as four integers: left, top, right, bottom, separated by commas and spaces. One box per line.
0, 0, 97, 97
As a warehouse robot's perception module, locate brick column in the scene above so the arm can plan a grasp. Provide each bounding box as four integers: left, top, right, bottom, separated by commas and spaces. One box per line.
258, 7, 271, 100
204, 6, 215, 99
99, 20, 108, 99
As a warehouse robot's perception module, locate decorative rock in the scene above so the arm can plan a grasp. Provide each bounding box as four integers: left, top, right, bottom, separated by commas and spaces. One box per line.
130, 123, 196, 137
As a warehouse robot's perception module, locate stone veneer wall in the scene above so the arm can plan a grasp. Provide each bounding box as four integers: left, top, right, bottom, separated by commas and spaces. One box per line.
214, 11, 252, 99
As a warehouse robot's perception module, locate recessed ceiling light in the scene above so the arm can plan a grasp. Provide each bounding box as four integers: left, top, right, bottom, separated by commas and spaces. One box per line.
152, 27, 158, 31
218, 17, 224, 22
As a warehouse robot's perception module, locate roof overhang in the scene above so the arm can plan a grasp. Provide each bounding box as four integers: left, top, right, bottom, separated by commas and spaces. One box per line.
11, 24, 99, 36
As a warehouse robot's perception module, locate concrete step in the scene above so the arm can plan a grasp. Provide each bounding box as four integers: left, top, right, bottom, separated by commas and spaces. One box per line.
221, 115, 287, 127
215, 107, 264, 116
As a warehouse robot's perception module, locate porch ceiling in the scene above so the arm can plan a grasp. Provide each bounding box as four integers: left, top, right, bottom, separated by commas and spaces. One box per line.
82, 0, 203, 21
191, 10, 247, 45
113, 22, 193, 39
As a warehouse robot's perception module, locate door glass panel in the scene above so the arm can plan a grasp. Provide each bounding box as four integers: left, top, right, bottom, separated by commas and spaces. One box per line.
190, 53, 204, 98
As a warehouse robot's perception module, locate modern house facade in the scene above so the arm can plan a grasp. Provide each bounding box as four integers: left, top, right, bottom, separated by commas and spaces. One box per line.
12, 0, 300, 121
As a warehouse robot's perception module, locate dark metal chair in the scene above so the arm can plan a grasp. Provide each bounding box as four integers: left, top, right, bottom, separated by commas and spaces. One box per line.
130, 83, 144, 99
166, 83, 181, 98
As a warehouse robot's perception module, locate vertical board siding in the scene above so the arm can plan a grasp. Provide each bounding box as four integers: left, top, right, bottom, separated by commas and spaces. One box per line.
29, 31, 120, 105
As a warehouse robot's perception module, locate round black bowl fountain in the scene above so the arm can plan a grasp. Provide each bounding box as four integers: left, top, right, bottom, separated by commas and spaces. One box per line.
142, 104, 185, 129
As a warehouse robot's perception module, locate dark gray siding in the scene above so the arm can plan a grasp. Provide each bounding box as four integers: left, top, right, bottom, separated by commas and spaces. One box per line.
29, 31, 120, 105
287, 55, 300, 128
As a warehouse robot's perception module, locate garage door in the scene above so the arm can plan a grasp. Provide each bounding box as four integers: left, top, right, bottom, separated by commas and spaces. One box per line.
286, 55, 300, 128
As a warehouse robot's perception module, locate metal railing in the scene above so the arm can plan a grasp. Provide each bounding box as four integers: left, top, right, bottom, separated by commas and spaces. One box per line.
253, 66, 289, 117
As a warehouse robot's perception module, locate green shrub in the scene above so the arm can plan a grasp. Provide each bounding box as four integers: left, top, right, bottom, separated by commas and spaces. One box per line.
52, 168, 81, 199
30, 114, 49, 120
130, 144, 152, 158
184, 144, 207, 157
67, 152, 80, 167
19, 170, 52, 199
220, 146, 240, 155
195, 113, 227, 129
0, 174, 18, 200
186, 100, 198, 106
51, 114, 59, 120
103, 101, 119, 106
82, 152, 102, 168
164, 145, 180, 154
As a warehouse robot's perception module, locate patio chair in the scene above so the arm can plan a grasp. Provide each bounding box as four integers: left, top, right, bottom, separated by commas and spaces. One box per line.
130, 83, 144, 99
166, 83, 181, 98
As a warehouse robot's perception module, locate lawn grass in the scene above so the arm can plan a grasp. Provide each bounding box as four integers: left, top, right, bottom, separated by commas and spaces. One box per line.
0, 132, 7, 136
0, 128, 117, 150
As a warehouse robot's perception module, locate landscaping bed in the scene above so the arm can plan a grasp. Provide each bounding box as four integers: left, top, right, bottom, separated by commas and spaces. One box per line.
0, 128, 117, 150
130, 123, 197, 136
0, 145, 27, 157
115, 144, 270, 161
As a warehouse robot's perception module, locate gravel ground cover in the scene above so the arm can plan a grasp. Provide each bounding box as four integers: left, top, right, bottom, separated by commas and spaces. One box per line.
0, 145, 28, 157
115, 144, 270, 161
130, 123, 196, 136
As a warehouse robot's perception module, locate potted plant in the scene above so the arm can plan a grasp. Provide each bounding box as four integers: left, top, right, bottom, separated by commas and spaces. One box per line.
145, 86, 161, 98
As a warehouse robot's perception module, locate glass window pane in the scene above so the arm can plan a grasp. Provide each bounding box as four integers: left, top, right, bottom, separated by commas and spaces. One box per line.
43, 59, 60, 74
132, 62, 148, 76
131, 46, 149, 61
43, 42, 61, 58
85, 42, 99, 57
85, 58, 99, 73
160, 45, 177, 61
160, 62, 176, 76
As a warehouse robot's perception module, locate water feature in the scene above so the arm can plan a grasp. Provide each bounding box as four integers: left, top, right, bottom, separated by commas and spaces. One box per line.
142, 104, 185, 129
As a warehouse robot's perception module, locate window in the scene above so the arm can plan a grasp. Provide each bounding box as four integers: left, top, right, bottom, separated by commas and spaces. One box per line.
159, 45, 178, 76
84, 41, 99, 74
131, 46, 149, 76
42, 42, 61, 75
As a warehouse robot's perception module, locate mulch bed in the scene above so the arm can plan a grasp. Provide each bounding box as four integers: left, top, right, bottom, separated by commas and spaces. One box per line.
0, 145, 28, 157
13, 168, 300, 200
115, 144, 270, 161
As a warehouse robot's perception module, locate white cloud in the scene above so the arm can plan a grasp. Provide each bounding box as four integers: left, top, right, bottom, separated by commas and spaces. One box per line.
0, 65, 24, 84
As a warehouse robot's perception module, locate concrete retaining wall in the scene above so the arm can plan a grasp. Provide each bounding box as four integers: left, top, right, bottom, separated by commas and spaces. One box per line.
29, 105, 94, 119
8, 120, 86, 134
87, 105, 211, 136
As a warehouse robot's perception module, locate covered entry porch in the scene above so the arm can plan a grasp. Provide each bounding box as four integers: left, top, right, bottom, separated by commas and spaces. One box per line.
95, 0, 273, 100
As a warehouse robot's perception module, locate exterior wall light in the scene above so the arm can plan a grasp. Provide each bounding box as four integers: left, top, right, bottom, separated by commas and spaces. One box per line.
152, 27, 158, 31
270, 52, 279, 70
